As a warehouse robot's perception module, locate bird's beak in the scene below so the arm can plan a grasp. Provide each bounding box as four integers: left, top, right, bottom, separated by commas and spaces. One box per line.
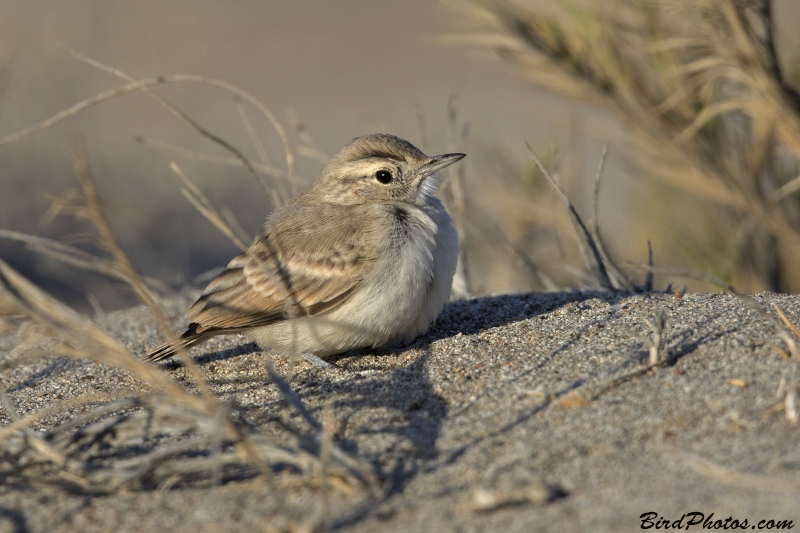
419, 153, 466, 178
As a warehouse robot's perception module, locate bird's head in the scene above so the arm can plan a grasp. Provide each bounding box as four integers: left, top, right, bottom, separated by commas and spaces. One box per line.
314, 133, 465, 206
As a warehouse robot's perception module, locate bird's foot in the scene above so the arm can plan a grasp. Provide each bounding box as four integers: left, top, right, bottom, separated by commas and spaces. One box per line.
300, 352, 341, 371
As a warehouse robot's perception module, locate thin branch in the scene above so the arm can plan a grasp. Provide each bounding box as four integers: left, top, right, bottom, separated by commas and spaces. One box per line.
769, 173, 800, 202
0, 229, 173, 295
0, 60, 296, 196
0, 229, 121, 281
136, 136, 283, 177
526, 141, 613, 289
169, 162, 249, 252
645, 240, 654, 292
235, 99, 287, 205
63, 48, 273, 201
0, 79, 164, 146
773, 304, 800, 345
590, 144, 633, 290
70, 140, 171, 338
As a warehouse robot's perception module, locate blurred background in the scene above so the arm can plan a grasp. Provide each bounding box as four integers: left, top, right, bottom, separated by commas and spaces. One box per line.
1, 0, 800, 313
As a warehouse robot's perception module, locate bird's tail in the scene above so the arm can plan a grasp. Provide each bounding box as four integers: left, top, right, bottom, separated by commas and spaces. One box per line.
144, 323, 212, 362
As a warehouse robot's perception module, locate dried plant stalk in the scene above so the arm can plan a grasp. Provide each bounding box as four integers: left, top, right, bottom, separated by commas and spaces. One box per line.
450, 0, 800, 292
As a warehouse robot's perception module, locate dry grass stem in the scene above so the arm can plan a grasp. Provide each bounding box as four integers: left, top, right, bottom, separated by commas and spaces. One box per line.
137, 136, 284, 179
0, 391, 134, 443
69, 141, 172, 337
0, 64, 296, 201
446, 96, 471, 298
170, 162, 250, 252
220, 207, 254, 249
266, 361, 379, 494
643, 309, 667, 365
0, 257, 198, 406
68, 143, 217, 401
452, 0, 800, 292
64, 48, 273, 201
469, 480, 563, 512
0, 256, 377, 494
0, 228, 113, 276
678, 452, 800, 492
235, 99, 289, 205
286, 107, 330, 165
590, 145, 633, 290
526, 142, 617, 290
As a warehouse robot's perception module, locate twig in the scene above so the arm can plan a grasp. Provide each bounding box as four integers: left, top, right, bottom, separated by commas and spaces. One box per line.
69, 140, 171, 339
136, 136, 283, 177
266, 358, 380, 494
0, 66, 296, 197
525, 141, 614, 289
448, 95, 471, 298
770, 173, 800, 202
220, 208, 253, 249
590, 145, 632, 290
0, 257, 203, 409
266, 361, 321, 432
169, 162, 249, 252
70, 142, 215, 405
0, 383, 67, 466
0, 229, 130, 282
677, 450, 800, 492
645, 241, 654, 292
0, 229, 175, 298
235, 99, 288, 205
63, 48, 273, 202
0, 393, 137, 445
286, 106, 329, 165
645, 309, 667, 365
0, 78, 165, 146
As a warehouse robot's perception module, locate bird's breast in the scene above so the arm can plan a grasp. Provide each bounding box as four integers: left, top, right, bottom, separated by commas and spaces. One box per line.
340, 203, 441, 334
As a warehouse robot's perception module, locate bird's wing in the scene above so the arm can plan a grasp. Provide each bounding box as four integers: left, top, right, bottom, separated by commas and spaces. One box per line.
185, 215, 380, 333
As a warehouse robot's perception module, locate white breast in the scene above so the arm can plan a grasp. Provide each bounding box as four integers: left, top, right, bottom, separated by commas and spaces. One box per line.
250, 200, 458, 356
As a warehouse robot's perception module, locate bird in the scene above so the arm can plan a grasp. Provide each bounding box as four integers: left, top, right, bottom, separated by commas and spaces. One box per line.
145, 133, 465, 365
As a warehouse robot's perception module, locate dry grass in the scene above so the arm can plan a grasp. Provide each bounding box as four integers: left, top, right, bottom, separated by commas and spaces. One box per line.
443, 96, 472, 298
0, 171, 380, 528
0, 157, 380, 493
1, 32, 798, 533
526, 141, 633, 290
0, 51, 385, 531
446, 0, 800, 293
0, 42, 573, 297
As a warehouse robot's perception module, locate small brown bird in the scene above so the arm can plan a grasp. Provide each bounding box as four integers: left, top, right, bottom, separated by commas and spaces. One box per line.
146, 133, 464, 364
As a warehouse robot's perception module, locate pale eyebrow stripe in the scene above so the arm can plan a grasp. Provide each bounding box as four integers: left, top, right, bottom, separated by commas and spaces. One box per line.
356, 150, 405, 162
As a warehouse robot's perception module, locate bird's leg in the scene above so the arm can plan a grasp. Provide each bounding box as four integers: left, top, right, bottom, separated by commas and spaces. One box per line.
300, 352, 341, 370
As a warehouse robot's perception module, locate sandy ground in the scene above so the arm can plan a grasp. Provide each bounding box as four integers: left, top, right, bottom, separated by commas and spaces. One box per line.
0, 290, 799, 532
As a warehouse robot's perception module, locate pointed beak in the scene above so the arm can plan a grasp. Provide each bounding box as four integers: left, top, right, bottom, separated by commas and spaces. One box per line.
419, 153, 466, 178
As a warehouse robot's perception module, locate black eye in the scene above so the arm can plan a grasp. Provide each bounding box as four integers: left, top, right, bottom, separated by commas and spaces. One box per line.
375, 170, 393, 184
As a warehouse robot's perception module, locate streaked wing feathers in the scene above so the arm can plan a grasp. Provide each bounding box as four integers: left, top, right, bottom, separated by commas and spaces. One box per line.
185, 218, 378, 333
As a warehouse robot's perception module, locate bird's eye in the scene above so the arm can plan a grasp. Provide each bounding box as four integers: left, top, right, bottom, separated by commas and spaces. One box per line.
375, 170, 393, 184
